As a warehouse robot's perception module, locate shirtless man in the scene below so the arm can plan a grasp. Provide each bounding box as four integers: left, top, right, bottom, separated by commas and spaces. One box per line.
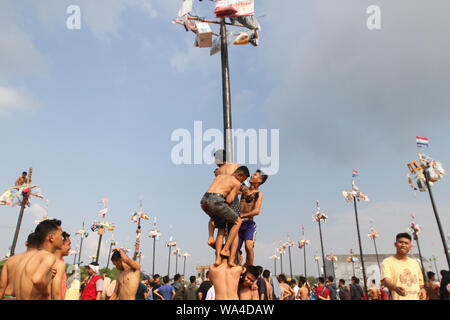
368, 279, 380, 300
0, 233, 40, 300
238, 170, 267, 267
296, 276, 310, 300
238, 266, 260, 300
278, 274, 295, 300
209, 257, 243, 300
201, 166, 249, 267
14, 219, 63, 300
207, 150, 240, 250
14, 171, 28, 186
51, 232, 71, 300
110, 248, 141, 300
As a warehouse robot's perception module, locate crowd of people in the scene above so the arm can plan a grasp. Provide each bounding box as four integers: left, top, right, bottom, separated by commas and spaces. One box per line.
0, 162, 449, 300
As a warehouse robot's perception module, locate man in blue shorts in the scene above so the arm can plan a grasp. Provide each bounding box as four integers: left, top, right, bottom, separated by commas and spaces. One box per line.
238, 170, 268, 267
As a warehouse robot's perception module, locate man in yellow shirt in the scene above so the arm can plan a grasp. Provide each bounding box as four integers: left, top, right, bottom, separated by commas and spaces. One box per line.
381, 233, 426, 300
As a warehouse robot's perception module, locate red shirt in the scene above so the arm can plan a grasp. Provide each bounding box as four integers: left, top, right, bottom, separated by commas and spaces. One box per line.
315, 285, 330, 299
81, 275, 103, 300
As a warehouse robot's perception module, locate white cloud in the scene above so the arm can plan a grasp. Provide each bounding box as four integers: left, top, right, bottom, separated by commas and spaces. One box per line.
0, 2, 47, 81
0, 87, 38, 116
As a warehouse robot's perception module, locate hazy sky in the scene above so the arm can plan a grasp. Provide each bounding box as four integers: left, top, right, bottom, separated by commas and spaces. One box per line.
1, 0, 449, 278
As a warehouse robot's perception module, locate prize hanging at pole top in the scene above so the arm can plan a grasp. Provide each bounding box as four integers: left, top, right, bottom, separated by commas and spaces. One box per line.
407, 136, 445, 193
173, 0, 261, 54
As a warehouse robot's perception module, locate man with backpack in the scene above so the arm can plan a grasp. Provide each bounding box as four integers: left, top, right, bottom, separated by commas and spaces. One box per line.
350, 276, 364, 300
338, 279, 351, 300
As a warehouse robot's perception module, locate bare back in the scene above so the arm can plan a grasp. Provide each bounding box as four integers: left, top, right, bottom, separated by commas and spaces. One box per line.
14, 250, 56, 300
1, 251, 28, 298
239, 283, 259, 300
209, 262, 243, 300
207, 175, 241, 204
216, 163, 238, 176
115, 268, 140, 300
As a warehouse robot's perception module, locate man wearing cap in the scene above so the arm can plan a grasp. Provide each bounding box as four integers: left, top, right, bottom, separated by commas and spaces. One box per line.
81, 263, 103, 300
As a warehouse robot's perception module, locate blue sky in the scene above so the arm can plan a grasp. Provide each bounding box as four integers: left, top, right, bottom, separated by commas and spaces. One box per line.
1, 0, 449, 279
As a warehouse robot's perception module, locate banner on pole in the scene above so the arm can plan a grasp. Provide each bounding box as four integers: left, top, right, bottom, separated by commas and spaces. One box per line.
215, 0, 254, 18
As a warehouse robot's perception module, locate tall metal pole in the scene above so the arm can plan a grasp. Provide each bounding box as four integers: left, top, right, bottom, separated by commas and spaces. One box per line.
413, 234, 427, 281
353, 198, 368, 297
152, 237, 156, 277
220, 18, 233, 162
183, 256, 186, 278
274, 259, 277, 276
95, 231, 103, 264
133, 217, 141, 261
288, 246, 293, 279
318, 221, 327, 277
10, 167, 32, 257
316, 259, 320, 277
352, 260, 355, 277
280, 253, 283, 275
78, 235, 85, 264
303, 246, 307, 278
10, 194, 29, 256
95, 198, 108, 264
106, 241, 113, 271
424, 172, 450, 268
167, 245, 172, 278
175, 251, 179, 275
372, 238, 381, 271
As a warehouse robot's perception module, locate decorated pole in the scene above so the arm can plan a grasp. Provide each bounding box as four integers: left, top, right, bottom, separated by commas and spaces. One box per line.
314, 255, 321, 277
105, 236, 117, 271
326, 251, 338, 278
347, 248, 358, 277
407, 139, 449, 268
183, 253, 190, 278
343, 174, 370, 296
313, 201, 328, 277
95, 197, 108, 264
353, 196, 368, 296
277, 243, 285, 275
174, 248, 181, 275
220, 17, 233, 162
368, 225, 381, 271
423, 168, 450, 268
131, 200, 150, 261
149, 217, 161, 277
165, 237, 177, 279
269, 254, 279, 276
286, 238, 294, 279
299, 225, 310, 278
10, 168, 33, 256
76, 217, 88, 264
409, 218, 427, 281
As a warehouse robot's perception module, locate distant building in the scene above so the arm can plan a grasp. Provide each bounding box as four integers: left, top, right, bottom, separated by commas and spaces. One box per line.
323, 253, 432, 287
196, 265, 210, 281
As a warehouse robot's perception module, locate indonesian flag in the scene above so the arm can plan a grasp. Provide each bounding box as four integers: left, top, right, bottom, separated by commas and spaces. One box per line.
352, 170, 358, 178
416, 136, 429, 148
98, 208, 108, 215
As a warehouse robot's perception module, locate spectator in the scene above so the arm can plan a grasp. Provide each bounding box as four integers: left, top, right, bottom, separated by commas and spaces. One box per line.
256, 266, 268, 300
315, 277, 330, 300
350, 276, 364, 300
338, 279, 351, 300
153, 275, 175, 300
326, 276, 337, 300
184, 276, 198, 300
150, 274, 161, 300
198, 271, 212, 300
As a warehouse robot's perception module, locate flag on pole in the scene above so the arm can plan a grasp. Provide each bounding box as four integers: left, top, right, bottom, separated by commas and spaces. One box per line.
352, 170, 358, 178
416, 136, 429, 148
